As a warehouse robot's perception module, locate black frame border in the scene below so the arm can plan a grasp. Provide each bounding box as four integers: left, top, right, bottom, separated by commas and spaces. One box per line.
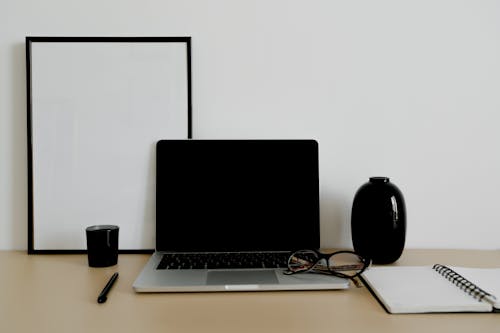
26, 36, 192, 254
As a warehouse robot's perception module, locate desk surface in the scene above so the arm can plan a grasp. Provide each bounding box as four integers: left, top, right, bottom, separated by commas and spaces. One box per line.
1, 249, 499, 333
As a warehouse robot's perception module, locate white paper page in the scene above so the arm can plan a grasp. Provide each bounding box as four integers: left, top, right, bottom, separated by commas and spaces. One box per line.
451, 267, 500, 309
362, 266, 492, 313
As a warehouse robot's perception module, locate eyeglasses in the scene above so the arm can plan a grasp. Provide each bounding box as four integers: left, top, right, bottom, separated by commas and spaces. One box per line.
284, 249, 370, 280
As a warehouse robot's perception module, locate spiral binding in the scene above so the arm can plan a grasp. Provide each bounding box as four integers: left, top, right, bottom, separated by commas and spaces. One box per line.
432, 264, 492, 301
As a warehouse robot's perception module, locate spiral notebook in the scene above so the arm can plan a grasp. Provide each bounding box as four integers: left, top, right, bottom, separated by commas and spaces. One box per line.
361, 265, 500, 314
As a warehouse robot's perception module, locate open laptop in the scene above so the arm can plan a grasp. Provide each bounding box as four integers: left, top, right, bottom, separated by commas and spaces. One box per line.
133, 139, 348, 292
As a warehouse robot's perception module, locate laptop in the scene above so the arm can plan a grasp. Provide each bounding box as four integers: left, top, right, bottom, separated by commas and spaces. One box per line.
133, 139, 349, 292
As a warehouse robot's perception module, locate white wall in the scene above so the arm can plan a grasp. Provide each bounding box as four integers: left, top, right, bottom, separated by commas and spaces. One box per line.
1, 0, 500, 250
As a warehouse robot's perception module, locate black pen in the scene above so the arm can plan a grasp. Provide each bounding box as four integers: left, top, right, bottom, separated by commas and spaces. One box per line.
97, 272, 119, 304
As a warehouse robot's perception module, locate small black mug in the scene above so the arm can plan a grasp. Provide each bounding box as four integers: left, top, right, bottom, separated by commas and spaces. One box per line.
86, 225, 119, 267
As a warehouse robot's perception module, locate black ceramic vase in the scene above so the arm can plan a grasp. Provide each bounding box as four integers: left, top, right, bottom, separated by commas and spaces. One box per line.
351, 177, 406, 264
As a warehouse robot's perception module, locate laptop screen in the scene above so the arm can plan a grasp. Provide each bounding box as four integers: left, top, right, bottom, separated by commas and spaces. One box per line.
156, 139, 320, 252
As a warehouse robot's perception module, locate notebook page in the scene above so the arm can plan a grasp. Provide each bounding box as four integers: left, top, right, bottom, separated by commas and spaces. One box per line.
362, 266, 492, 314
451, 267, 500, 309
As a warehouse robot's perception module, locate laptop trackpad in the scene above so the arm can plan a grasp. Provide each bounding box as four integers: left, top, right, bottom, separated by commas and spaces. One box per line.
207, 270, 278, 285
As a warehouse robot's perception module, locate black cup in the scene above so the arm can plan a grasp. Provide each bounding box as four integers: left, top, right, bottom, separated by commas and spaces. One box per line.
86, 225, 119, 267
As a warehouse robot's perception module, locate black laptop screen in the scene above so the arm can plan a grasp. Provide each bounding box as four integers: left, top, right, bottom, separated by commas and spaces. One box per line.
156, 139, 320, 252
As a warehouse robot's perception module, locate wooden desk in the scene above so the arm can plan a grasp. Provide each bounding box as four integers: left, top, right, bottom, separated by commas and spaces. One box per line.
1, 250, 499, 333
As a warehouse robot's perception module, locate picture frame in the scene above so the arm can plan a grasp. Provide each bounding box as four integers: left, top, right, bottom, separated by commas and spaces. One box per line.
26, 36, 192, 253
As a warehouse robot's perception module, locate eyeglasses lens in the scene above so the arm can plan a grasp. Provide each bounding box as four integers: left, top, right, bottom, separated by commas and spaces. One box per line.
287, 250, 319, 273
328, 252, 366, 277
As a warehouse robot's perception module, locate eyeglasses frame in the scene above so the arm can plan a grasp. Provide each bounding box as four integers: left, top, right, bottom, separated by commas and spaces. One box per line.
285, 249, 371, 280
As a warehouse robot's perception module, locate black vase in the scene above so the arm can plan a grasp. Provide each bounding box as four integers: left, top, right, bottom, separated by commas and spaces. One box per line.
351, 177, 406, 264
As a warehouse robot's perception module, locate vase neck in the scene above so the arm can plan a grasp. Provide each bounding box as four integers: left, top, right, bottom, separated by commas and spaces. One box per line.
369, 177, 390, 183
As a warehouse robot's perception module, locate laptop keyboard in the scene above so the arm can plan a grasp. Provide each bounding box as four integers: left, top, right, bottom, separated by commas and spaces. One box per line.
157, 252, 291, 270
